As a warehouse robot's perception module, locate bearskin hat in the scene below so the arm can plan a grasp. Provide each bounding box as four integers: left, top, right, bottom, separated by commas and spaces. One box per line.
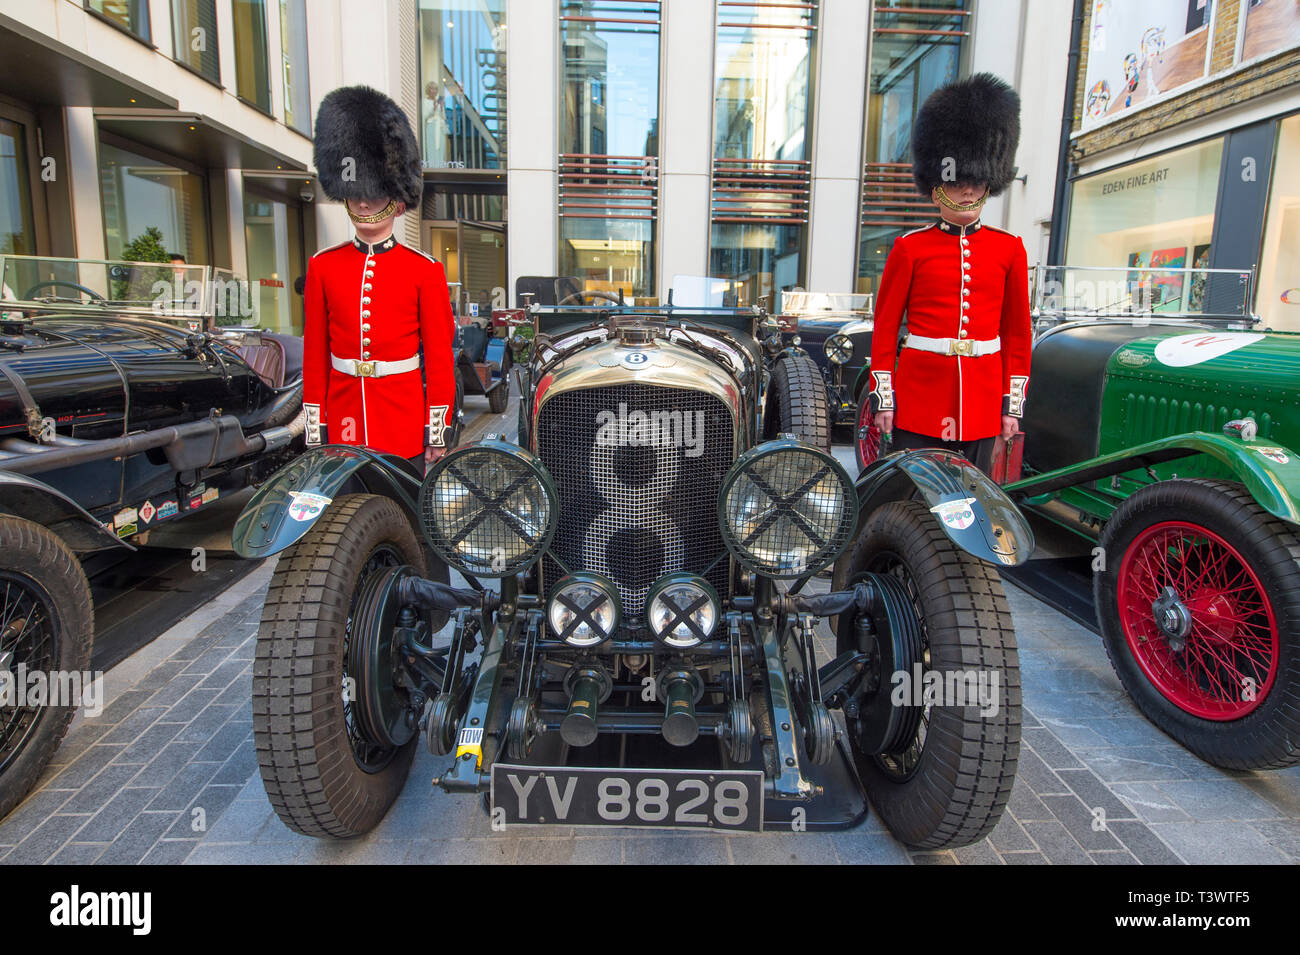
313, 86, 423, 208
911, 73, 1020, 197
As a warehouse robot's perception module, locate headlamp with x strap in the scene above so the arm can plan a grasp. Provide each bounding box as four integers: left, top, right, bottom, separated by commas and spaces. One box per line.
646, 574, 720, 649
548, 573, 621, 646
418, 439, 558, 577
719, 438, 858, 579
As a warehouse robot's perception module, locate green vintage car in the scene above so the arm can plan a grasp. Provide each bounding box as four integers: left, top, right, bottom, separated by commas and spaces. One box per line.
860, 307, 1300, 771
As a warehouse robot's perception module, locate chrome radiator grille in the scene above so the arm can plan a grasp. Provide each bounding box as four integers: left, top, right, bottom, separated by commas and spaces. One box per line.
536, 383, 734, 622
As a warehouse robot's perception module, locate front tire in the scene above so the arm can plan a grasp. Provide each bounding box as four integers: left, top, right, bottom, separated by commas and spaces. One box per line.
837, 500, 1021, 848
1095, 480, 1300, 770
765, 353, 831, 452
0, 518, 93, 822
253, 494, 425, 837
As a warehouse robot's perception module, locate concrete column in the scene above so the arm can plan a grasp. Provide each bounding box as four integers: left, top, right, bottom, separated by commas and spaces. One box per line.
227, 168, 248, 277
505, 0, 558, 303
64, 106, 105, 262
805, 0, 869, 293
657, 0, 715, 302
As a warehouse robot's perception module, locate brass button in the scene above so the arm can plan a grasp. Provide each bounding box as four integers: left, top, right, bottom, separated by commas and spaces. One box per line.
362, 351, 371, 359
362, 323, 371, 332
362, 297, 371, 305
362, 337, 371, 346
365, 270, 374, 278
959, 329, 968, 338
362, 310, 371, 318
363, 283, 372, 291
961, 316, 969, 324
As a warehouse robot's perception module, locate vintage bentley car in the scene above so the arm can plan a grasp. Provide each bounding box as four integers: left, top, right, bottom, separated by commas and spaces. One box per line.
0, 254, 305, 820
233, 298, 1032, 848
856, 267, 1300, 771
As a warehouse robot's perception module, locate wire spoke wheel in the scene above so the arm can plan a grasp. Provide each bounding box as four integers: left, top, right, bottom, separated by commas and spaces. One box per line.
1118, 522, 1278, 720
855, 399, 882, 473
0, 518, 93, 823
0, 575, 59, 774
1096, 480, 1300, 771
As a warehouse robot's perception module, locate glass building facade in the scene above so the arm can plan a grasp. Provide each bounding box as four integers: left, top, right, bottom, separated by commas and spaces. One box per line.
709, 1, 816, 312
557, 0, 661, 302
418, 0, 508, 171
856, 1, 967, 295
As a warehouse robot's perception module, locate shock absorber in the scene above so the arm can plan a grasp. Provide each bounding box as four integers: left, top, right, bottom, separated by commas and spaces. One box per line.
658, 668, 704, 747
560, 664, 612, 747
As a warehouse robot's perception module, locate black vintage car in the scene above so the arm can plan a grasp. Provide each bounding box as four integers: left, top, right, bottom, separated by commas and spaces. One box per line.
0, 254, 305, 820
233, 296, 1033, 849
776, 292, 874, 434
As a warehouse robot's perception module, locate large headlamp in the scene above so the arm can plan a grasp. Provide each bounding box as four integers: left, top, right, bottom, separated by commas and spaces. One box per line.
418, 439, 558, 578
646, 574, 719, 649
719, 438, 858, 579
548, 573, 621, 647
824, 334, 853, 365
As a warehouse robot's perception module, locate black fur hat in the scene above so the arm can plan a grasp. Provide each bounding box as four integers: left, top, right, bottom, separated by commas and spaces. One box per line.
313, 86, 423, 208
911, 73, 1020, 197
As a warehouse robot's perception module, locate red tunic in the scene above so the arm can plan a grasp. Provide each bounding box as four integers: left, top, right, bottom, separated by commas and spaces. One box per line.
303, 235, 456, 459
867, 220, 1032, 441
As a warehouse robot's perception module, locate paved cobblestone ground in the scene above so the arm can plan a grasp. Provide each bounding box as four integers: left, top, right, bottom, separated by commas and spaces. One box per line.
2, 557, 1297, 865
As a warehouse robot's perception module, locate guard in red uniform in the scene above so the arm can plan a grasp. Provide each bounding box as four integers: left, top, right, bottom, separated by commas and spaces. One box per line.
868, 74, 1031, 468
303, 86, 456, 467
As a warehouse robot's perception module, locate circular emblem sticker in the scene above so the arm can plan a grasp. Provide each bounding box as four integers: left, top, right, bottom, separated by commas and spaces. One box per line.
930, 497, 977, 531
1153, 332, 1265, 368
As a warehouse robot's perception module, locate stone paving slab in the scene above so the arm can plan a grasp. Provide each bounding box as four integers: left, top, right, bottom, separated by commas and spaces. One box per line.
2, 556, 1299, 865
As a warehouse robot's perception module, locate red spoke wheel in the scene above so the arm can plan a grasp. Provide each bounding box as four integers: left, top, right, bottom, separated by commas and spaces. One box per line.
1096, 480, 1300, 770
854, 398, 882, 473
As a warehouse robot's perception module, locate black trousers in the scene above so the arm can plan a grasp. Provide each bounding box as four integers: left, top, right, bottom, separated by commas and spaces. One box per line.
885, 427, 996, 473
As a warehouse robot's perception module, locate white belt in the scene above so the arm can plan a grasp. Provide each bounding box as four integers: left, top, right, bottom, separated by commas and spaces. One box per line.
331, 353, 420, 378
905, 334, 1001, 357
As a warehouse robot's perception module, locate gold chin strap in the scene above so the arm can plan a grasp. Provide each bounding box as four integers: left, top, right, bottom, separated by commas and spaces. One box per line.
933, 185, 989, 212
346, 199, 398, 224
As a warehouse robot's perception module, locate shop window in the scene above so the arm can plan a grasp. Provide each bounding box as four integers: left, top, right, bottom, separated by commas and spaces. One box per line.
98, 139, 210, 266
1065, 137, 1223, 313
0, 118, 36, 258
244, 189, 305, 335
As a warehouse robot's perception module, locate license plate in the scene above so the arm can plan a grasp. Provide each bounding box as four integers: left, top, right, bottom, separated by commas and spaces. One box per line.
490, 765, 764, 832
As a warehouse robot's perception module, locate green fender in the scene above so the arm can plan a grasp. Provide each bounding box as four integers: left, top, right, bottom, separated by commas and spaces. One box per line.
832, 448, 1036, 592
232, 445, 424, 559
1004, 431, 1300, 525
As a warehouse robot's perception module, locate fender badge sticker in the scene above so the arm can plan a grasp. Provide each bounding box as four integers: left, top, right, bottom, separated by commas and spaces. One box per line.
931, 497, 977, 531
139, 501, 156, 525
1253, 446, 1291, 465
158, 500, 178, 520
113, 507, 138, 529
1153, 332, 1264, 368
288, 491, 332, 522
